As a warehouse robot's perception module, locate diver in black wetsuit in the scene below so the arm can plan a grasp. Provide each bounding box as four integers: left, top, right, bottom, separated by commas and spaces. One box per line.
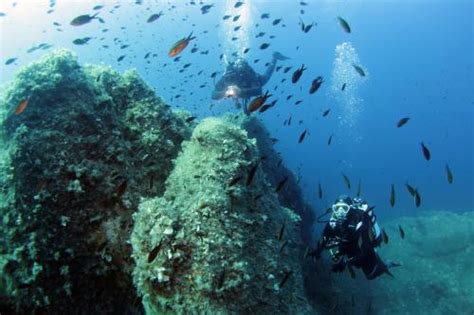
310, 195, 400, 280
211, 52, 289, 115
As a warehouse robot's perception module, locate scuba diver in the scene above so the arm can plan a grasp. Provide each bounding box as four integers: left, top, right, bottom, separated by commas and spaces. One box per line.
211, 52, 289, 115
310, 195, 401, 280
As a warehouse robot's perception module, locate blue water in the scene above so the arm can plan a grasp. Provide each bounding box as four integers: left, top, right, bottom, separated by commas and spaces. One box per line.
0, 0, 472, 224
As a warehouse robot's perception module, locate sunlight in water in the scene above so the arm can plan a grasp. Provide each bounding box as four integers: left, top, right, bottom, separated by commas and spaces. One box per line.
330, 42, 368, 142
221, 0, 252, 62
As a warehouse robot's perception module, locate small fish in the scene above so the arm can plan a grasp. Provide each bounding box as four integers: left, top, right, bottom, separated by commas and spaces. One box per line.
232, 15, 241, 22
5, 57, 17, 65
341, 173, 351, 189
261, 13, 270, 19
148, 239, 163, 263
309, 76, 324, 94
318, 182, 323, 199
398, 225, 405, 239
228, 175, 243, 187
341, 83, 346, 91
278, 270, 293, 289
248, 91, 271, 113
216, 267, 226, 289
292, 64, 307, 83
222, 15, 231, 20
397, 117, 410, 128
352, 64, 366, 76
278, 222, 285, 241
414, 189, 421, 207
356, 179, 362, 197
15, 98, 29, 115
420, 142, 431, 161
390, 184, 395, 207
303, 23, 314, 33
246, 163, 259, 186
70, 12, 100, 26
253, 194, 263, 201
337, 16, 351, 33
168, 32, 196, 57
72, 37, 92, 45
381, 228, 389, 244
185, 116, 197, 123
147, 12, 163, 23
200, 4, 213, 14
258, 103, 273, 113
259, 42, 270, 50
117, 55, 126, 62
405, 183, 416, 197
327, 134, 333, 146
92, 4, 104, 10
116, 180, 127, 198
322, 108, 331, 117
272, 18, 282, 25
234, 1, 244, 8
303, 247, 310, 259
275, 176, 288, 192
279, 240, 288, 253
298, 129, 307, 143
445, 163, 453, 184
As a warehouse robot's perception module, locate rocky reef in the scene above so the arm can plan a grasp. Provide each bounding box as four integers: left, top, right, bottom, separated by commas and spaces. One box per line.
0, 50, 316, 314
0, 49, 192, 313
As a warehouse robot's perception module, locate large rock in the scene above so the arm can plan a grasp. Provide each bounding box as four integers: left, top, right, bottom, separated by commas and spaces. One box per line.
131, 117, 313, 314
0, 49, 192, 313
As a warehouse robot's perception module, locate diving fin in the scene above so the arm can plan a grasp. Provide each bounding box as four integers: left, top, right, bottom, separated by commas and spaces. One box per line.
273, 51, 290, 61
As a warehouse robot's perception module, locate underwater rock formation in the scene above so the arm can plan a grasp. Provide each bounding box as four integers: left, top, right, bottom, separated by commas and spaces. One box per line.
0, 49, 192, 313
131, 117, 312, 314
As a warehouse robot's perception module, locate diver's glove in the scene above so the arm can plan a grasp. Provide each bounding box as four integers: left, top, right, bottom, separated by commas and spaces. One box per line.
331, 258, 347, 273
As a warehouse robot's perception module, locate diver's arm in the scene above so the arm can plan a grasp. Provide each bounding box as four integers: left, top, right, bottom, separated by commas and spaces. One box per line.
309, 225, 330, 260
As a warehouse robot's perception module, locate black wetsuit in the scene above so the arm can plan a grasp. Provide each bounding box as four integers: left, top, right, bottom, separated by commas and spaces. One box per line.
313, 208, 389, 280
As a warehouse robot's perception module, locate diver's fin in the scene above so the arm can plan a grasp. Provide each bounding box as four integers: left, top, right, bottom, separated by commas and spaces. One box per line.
273, 51, 290, 60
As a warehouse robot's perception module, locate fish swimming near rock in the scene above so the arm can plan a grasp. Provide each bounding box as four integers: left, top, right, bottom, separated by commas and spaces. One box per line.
275, 176, 289, 192
248, 91, 272, 113
278, 270, 293, 289
168, 32, 196, 57
337, 16, 351, 33
246, 163, 259, 186
15, 98, 29, 115
405, 183, 416, 197
398, 225, 405, 239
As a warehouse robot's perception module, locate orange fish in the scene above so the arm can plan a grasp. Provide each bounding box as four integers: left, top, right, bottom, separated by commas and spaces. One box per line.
15, 97, 29, 115
247, 91, 271, 113
168, 32, 195, 57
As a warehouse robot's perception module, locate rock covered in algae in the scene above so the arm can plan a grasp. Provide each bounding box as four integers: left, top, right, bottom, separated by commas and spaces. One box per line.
0, 49, 192, 313
131, 117, 313, 314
